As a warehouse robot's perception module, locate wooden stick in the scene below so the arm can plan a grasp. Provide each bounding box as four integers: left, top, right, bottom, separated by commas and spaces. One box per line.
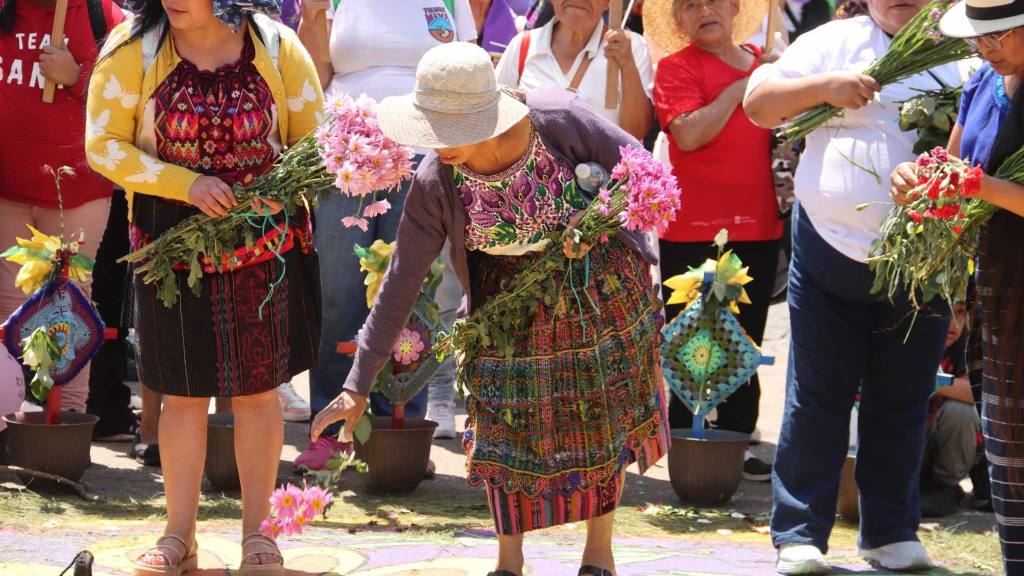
605, 0, 624, 110
0, 465, 100, 501
393, 403, 405, 430
42, 0, 70, 104
315, 10, 331, 64
764, 0, 781, 55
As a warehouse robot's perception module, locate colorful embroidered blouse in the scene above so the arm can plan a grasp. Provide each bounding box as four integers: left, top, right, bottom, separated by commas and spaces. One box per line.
456, 130, 585, 255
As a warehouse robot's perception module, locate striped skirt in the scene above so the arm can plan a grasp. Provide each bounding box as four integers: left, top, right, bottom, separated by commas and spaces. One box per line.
462, 238, 669, 535
977, 211, 1024, 574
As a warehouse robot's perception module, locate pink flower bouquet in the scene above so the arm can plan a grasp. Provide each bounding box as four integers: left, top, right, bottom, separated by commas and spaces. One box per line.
123, 94, 414, 307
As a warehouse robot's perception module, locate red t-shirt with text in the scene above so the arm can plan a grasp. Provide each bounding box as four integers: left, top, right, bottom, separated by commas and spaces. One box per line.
654, 44, 781, 243
0, 0, 124, 208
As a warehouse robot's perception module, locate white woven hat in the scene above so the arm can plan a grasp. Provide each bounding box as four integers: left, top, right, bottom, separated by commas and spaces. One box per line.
940, 0, 1024, 37
377, 42, 530, 149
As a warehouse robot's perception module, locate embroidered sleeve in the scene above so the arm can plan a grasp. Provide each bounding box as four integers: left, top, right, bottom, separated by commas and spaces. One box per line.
86, 31, 201, 204
280, 29, 325, 147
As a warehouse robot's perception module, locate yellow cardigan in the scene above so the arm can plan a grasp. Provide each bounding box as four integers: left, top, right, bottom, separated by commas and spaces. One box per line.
85, 17, 325, 219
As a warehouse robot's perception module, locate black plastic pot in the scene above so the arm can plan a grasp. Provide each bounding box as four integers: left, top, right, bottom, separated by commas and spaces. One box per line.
205, 412, 240, 491
354, 417, 438, 494
667, 428, 749, 506
3, 411, 98, 486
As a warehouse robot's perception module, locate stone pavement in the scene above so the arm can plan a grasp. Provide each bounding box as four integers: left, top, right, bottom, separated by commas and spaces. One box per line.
0, 524, 980, 575
0, 303, 1002, 575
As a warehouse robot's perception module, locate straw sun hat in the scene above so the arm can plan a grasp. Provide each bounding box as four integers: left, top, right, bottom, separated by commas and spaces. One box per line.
940, 0, 1024, 38
644, 0, 770, 55
377, 42, 530, 149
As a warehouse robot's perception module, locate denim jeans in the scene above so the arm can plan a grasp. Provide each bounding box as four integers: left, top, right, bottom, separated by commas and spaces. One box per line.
771, 205, 950, 553
309, 156, 427, 436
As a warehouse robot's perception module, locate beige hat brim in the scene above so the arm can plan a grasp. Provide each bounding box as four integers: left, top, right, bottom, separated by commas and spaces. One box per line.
939, 0, 1024, 37
644, 0, 770, 55
377, 92, 530, 149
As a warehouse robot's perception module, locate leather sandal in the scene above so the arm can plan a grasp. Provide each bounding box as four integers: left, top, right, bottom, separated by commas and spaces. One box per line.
238, 533, 285, 575
579, 566, 614, 576
132, 534, 198, 576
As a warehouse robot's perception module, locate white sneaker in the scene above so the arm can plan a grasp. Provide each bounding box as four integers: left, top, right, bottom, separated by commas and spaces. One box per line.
776, 544, 828, 575
859, 541, 934, 571
278, 382, 311, 423
428, 401, 456, 439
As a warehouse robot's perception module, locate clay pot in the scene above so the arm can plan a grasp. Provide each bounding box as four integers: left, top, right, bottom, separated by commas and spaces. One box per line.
667, 428, 749, 507
354, 417, 438, 494
205, 412, 240, 491
3, 411, 98, 486
837, 454, 859, 523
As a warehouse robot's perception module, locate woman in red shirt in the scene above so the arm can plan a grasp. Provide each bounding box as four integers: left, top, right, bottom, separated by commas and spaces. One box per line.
648, 0, 782, 479
0, 0, 124, 413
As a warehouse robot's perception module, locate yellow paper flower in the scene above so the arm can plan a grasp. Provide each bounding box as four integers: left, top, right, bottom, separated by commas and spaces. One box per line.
358, 239, 396, 308
663, 247, 756, 314
2, 225, 92, 295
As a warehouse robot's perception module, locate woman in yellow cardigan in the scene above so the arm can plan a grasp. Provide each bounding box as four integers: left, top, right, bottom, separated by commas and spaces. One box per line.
86, 0, 323, 572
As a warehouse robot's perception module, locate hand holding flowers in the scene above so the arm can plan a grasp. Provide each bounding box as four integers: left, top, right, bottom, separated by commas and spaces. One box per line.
869, 146, 1012, 306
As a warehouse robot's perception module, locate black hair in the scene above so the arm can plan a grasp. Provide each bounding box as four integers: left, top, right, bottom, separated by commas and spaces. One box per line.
1, 0, 18, 34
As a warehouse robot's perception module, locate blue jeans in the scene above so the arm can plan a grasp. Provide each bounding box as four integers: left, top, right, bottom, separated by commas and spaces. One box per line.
309, 157, 428, 436
771, 205, 949, 553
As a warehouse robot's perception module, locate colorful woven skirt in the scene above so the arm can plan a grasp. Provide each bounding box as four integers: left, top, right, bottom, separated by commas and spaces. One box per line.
130, 198, 322, 398
463, 238, 669, 535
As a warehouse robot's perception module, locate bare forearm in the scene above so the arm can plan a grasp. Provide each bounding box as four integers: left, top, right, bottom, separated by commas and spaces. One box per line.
617, 63, 653, 141
669, 81, 744, 152
298, 19, 333, 91
743, 75, 827, 129
936, 378, 975, 405
979, 174, 1024, 218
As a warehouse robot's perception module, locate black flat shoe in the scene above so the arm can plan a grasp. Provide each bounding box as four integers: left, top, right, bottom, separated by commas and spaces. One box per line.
487, 571, 520, 576
579, 566, 613, 576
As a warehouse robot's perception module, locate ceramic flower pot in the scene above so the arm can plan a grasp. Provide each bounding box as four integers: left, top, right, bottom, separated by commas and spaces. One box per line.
205, 412, 240, 491
837, 453, 859, 523
3, 411, 98, 486
354, 416, 438, 494
667, 428, 749, 506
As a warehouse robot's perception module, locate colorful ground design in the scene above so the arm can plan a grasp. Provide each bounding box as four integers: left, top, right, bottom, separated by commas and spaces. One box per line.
0, 524, 981, 575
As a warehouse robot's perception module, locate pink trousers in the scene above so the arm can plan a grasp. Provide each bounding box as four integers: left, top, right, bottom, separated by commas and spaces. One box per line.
0, 197, 112, 413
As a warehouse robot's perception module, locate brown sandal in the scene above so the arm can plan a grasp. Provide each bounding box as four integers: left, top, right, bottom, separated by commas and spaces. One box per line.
238, 533, 285, 575
132, 534, 198, 576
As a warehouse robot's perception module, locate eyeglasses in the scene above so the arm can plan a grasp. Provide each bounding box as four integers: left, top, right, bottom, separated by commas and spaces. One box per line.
966, 29, 1014, 51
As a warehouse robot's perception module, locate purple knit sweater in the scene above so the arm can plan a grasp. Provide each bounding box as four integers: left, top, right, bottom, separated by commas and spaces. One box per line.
343, 90, 660, 396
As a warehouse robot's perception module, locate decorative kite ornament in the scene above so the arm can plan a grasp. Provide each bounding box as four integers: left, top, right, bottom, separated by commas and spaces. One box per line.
348, 240, 444, 432
660, 229, 774, 437
0, 167, 104, 425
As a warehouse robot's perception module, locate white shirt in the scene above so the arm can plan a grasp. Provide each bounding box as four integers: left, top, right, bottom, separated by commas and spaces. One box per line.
326, 0, 477, 103
745, 16, 974, 262
493, 19, 654, 128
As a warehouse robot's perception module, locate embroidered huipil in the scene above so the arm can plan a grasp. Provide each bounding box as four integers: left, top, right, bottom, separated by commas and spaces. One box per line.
456, 131, 584, 255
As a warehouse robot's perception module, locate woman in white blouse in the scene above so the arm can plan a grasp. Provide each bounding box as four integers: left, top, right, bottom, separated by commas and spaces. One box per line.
293, 0, 477, 469
495, 0, 654, 140
743, 0, 973, 573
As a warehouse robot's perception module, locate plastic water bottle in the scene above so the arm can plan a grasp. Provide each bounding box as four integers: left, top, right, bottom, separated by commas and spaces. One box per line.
575, 162, 609, 194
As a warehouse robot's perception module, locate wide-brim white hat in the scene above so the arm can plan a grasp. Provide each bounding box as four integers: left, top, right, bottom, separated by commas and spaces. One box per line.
377, 42, 530, 149
940, 0, 1024, 38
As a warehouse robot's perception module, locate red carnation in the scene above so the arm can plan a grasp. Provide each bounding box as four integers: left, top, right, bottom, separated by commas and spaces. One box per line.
908, 210, 924, 223
928, 180, 942, 200
962, 166, 983, 197
953, 225, 964, 234
949, 171, 960, 187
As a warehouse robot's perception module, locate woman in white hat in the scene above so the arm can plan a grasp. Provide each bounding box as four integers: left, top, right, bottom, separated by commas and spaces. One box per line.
743, 0, 972, 573
890, 5, 1024, 572
312, 41, 669, 576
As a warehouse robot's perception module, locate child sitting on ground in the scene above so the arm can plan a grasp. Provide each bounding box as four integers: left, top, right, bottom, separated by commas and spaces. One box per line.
920, 300, 983, 517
